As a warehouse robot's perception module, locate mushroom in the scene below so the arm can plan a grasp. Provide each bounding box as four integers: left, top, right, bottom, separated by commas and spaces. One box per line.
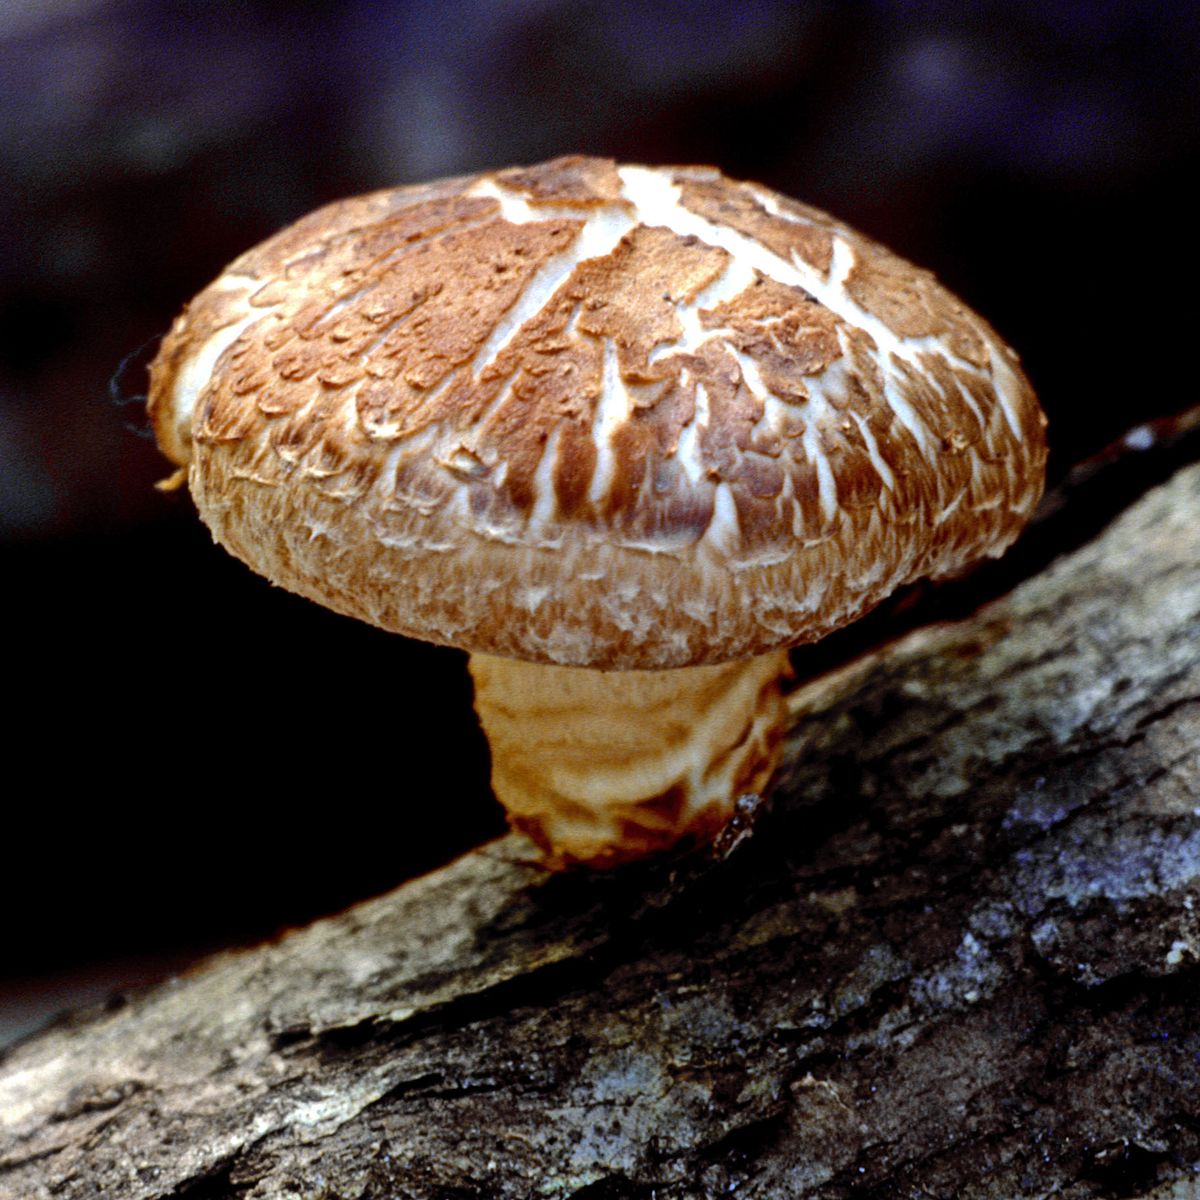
147, 155, 1046, 868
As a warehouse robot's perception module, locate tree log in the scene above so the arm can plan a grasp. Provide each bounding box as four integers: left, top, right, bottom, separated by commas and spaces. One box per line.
3, 463, 1199, 1200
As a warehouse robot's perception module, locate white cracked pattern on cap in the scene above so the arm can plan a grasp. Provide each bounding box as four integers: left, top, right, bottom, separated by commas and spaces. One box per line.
147, 156, 1046, 668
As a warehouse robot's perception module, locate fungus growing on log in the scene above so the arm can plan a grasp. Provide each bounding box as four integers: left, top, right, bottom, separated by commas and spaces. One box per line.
147, 155, 1047, 867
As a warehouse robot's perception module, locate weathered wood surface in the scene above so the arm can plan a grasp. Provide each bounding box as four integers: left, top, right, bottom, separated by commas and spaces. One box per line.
2, 463, 1199, 1200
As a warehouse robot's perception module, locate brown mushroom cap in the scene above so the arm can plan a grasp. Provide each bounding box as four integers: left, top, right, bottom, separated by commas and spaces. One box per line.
148, 155, 1046, 669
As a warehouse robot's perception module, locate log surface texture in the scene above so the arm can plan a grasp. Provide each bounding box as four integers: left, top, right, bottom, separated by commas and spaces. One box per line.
2, 463, 1199, 1200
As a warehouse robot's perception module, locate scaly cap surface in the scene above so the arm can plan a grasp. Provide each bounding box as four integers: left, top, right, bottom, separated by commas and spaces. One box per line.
148, 156, 1046, 668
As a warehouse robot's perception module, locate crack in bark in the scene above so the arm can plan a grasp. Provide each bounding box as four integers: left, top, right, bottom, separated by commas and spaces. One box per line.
1134, 693, 1200, 732
164, 1155, 239, 1200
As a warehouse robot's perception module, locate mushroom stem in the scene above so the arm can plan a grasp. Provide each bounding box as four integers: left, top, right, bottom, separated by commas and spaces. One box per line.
468, 649, 792, 867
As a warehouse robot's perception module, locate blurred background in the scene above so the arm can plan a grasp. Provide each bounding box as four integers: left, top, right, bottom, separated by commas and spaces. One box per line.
3, 0, 1199, 1046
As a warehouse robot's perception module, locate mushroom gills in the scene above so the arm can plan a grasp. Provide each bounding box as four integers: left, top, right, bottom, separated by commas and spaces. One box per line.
468, 649, 791, 867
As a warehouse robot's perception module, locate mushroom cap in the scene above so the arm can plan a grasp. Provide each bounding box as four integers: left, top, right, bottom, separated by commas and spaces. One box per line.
148, 156, 1046, 669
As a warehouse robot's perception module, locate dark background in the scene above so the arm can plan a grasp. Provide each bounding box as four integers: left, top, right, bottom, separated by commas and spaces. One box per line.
3, 0, 1198, 1042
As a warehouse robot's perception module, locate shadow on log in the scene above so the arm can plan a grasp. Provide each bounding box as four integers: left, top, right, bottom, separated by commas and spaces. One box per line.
2, 464, 1198, 1199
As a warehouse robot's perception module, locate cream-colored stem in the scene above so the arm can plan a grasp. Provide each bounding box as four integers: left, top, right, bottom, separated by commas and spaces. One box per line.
468, 650, 791, 868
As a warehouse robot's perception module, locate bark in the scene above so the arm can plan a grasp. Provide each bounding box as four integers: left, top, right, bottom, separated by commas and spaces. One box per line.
2, 463, 1199, 1200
